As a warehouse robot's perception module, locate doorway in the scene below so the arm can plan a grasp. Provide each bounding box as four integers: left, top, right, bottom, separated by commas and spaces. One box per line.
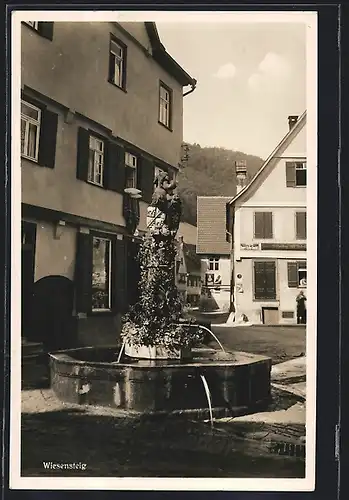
262, 307, 279, 325
31, 275, 76, 351
21, 222, 36, 341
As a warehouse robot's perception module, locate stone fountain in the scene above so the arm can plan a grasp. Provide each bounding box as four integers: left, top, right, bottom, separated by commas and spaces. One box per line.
50, 173, 272, 418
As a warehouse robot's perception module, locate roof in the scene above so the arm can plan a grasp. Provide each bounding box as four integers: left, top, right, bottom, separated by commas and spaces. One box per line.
228, 111, 307, 206
145, 22, 197, 87
196, 197, 231, 255
183, 242, 201, 273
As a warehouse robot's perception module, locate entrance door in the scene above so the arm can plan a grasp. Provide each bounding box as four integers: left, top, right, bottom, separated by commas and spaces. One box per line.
31, 275, 75, 351
263, 307, 279, 325
21, 222, 36, 341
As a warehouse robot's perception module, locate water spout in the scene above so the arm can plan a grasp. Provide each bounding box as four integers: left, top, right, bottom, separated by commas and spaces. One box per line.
200, 374, 214, 429
176, 323, 226, 353
116, 340, 126, 363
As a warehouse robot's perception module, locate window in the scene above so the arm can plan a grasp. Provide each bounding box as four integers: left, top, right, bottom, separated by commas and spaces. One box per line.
21, 100, 41, 162
109, 37, 126, 89
208, 258, 219, 271
92, 237, 112, 311
159, 83, 172, 128
296, 212, 307, 240
287, 261, 307, 288
154, 166, 166, 180
254, 261, 276, 300
25, 21, 39, 30
254, 212, 273, 239
125, 152, 137, 189
286, 161, 307, 187
88, 136, 104, 186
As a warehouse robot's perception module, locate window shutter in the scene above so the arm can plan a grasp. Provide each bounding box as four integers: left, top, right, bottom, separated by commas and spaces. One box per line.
111, 238, 128, 313
104, 142, 125, 192
254, 262, 266, 299
264, 212, 273, 239
75, 232, 93, 313
38, 108, 58, 168
264, 261, 276, 298
139, 156, 155, 204
76, 127, 90, 181
254, 212, 264, 239
121, 45, 128, 90
296, 212, 306, 239
286, 162, 296, 187
287, 262, 298, 288
38, 22, 54, 41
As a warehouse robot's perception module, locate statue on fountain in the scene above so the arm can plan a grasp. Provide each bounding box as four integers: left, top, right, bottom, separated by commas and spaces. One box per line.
121, 171, 203, 359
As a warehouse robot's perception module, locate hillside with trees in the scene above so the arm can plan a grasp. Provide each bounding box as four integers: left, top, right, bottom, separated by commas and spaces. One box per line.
177, 143, 264, 226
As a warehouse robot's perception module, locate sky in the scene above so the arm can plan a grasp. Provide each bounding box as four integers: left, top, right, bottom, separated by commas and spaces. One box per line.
157, 21, 307, 160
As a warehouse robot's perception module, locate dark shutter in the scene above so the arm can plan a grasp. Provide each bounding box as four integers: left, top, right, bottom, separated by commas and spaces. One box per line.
111, 238, 128, 313
254, 262, 266, 299
254, 261, 276, 299
296, 212, 306, 239
38, 108, 58, 168
104, 142, 125, 192
140, 156, 155, 204
264, 261, 276, 299
75, 232, 93, 313
38, 22, 54, 41
286, 162, 296, 187
287, 262, 298, 288
254, 212, 264, 239
121, 45, 128, 90
264, 212, 273, 239
76, 127, 90, 181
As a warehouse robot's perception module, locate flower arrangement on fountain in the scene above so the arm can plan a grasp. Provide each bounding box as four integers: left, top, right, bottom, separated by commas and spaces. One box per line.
121, 171, 204, 354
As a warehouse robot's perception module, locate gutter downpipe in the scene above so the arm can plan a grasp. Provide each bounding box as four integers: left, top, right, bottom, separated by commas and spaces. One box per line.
183, 79, 197, 97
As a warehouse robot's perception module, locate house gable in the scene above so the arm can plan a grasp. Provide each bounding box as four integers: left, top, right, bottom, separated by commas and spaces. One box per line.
235, 114, 307, 207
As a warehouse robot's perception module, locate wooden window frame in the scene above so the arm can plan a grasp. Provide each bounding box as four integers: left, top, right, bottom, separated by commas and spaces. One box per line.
21, 100, 41, 162
158, 81, 173, 131
125, 151, 138, 189
108, 35, 127, 91
295, 161, 307, 187
88, 135, 105, 187
208, 258, 220, 271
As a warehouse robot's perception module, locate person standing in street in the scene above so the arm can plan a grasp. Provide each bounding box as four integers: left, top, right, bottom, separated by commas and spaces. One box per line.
296, 290, 307, 324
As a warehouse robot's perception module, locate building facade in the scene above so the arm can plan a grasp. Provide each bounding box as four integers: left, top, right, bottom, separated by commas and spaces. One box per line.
21, 21, 196, 349
196, 197, 232, 312
175, 237, 202, 307
227, 114, 307, 325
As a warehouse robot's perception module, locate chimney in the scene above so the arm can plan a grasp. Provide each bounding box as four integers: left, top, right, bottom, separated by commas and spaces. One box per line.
235, 160, 247, 193
288, 115, 298, 131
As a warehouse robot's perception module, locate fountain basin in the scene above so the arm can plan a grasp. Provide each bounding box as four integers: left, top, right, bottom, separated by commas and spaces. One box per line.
49, 346, 272, 419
